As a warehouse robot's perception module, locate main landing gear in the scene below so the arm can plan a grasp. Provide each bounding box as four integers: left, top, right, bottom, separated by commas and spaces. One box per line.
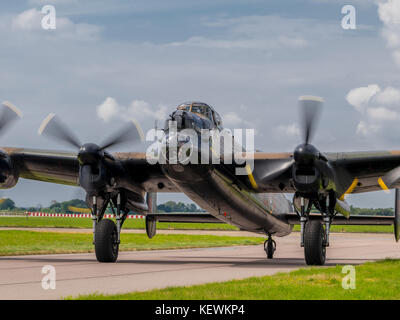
297, 196, 332, 266
91, 193, 127, 262
303, 220, 326, 265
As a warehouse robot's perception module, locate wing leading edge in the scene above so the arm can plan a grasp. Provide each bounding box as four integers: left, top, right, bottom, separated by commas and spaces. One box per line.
0, 147, 179, 192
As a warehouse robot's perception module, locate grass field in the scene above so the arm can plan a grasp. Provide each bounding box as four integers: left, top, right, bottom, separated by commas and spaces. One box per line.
0, 230, 264, 256
0, 217, 237, 230
74, 259, 400, 300
0, 217, 394, 233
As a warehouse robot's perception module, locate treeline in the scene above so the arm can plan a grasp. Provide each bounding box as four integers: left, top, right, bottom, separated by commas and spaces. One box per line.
0, 197, 392, 215
0, 198, 203, 213
350, 206, 394, 216
156, 201, 204, 213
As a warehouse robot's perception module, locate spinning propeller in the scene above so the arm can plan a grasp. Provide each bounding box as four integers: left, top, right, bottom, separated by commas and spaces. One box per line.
0, 101, 22, 136
38, 113, 144, 195
0, 101, 23, 189
259, 96, 327, 192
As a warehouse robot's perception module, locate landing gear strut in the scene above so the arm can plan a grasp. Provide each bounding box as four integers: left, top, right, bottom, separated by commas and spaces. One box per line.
264, 236, 276, 259
296, 195, 332, 266
91, 193, 128, 263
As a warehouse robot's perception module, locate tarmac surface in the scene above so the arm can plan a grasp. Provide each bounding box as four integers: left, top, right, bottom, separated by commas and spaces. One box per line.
0, 231, 398, 299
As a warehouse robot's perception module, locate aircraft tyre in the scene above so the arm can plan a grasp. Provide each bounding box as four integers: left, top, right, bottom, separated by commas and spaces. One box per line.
264, 238, 276, 259
304, 220, 326, 265
95, 219, 119, 262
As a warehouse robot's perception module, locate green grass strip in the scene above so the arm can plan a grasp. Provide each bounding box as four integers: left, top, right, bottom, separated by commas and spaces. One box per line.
0, 217, 237, 230
73, 259, 400, 300
0, 217, 394, 233
0, 230, 264, 256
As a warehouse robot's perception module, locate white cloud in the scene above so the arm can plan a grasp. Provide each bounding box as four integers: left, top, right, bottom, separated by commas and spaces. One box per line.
97, 97, 120, 122
356, 120, 380, 136
347, 84, 400, 136
378, 0, 400, 25
168, 15, 309, 50
96, 97, 168, 123
382, 26, 400, 47
375, 86, 400, 105
12, 8, 42, 31
277, 123, 300, 137
378, 0, 400, 67
11, 8, 101, 40
346, 1, 400, 138
28, 0, 78, 4
366, 107, 399, 121
345, 84, 381, 112
128, 100, 168, 121
222, 111, 254, 128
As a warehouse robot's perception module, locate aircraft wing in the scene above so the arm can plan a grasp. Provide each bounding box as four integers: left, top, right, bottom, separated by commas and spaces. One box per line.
2, 147, 180, 192
146, 212, 224, 223
5, 147, 400, 198
249, 150, 400, 197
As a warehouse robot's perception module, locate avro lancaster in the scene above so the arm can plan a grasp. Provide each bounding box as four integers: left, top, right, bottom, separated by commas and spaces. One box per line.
0, 97, 398, 265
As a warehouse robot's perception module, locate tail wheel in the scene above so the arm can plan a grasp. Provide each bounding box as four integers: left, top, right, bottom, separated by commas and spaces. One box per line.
95, 219, 119, 262
304, 220, 326, 265
264, 238, 276, 259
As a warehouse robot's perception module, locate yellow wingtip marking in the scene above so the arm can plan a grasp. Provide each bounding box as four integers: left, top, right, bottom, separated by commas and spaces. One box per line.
340, 177, 359, 200
378, 177, 389, 191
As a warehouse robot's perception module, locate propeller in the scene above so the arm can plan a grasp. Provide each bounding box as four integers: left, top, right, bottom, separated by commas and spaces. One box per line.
38, 113, 144, 152
38, 113, 81, 149
260, 96, 325, 185
294, 96, 325, 165
38, 113, 144, 195
0, 102, 23, 188
299, 96, 323, 145
0, 101, 23, 137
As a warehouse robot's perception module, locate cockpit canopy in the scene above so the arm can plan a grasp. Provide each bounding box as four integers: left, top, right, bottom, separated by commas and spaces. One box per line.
176, 102, 222, 128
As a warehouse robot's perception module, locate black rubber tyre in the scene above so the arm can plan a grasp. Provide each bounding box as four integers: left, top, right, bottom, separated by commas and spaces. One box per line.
264, 238, 276, 259
304, 220, 326, 266
95, 219, 119, 263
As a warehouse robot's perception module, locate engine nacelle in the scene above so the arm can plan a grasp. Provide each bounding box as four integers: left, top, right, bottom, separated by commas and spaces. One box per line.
78, 163, 107, 196
292, 163, 321, 195
0, 151, 19, 189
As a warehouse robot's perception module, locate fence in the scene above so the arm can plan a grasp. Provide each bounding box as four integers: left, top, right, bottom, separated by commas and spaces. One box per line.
25, 212, 145, 219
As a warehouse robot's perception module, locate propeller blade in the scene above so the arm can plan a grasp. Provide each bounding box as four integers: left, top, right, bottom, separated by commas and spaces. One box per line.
378, 166, 400, 191
258, 158, 295, 182
38, 113, 81, 149
100, 119, 144, 150
299, 96, 323, 145
0, 102, 23, 137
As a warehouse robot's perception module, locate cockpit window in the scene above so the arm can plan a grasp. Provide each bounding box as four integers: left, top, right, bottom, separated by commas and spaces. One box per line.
191, 104, 212, 120
177, 104, 191, 111
176, 102, 214, 122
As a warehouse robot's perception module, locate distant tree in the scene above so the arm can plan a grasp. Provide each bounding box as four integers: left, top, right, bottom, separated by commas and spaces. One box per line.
350, 206, 394, 216
0, 198, 15, 210
48, 199, 88, 213
156, 201, 202, 212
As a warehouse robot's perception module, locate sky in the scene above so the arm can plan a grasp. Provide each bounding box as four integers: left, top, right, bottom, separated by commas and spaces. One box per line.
0, 0, 400, 208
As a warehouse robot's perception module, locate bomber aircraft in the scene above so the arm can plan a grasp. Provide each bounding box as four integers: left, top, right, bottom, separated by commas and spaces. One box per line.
0, 97, 398, 265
